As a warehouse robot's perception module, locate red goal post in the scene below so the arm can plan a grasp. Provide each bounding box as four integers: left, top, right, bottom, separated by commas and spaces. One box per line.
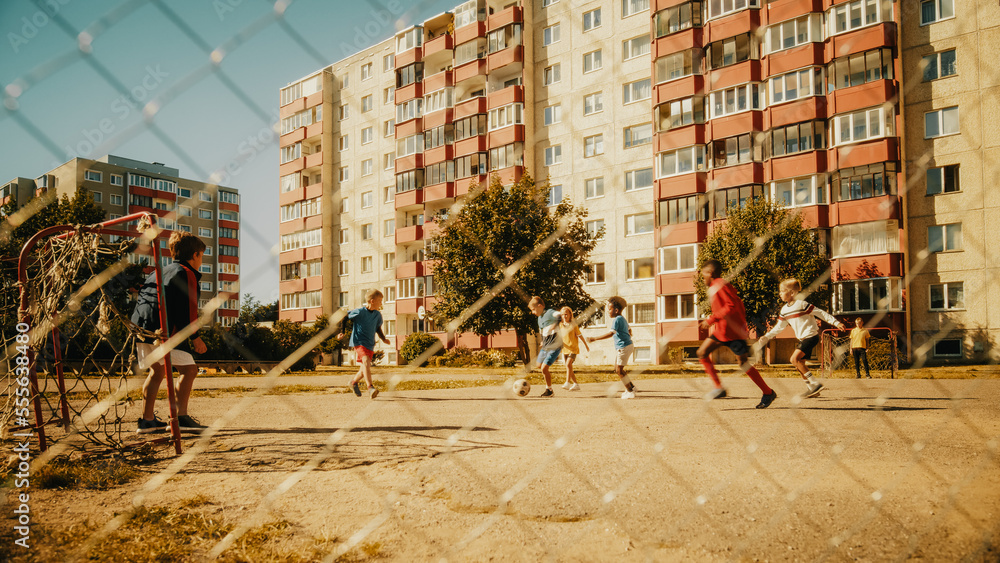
820, 327, 898, 379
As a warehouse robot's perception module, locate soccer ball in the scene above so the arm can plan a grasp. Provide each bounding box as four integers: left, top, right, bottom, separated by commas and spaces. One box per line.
513, 379, 530, 397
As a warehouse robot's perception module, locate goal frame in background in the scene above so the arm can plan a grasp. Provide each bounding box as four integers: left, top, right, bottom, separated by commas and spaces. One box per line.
16, 211, 183, 453
820, 327, 899, 379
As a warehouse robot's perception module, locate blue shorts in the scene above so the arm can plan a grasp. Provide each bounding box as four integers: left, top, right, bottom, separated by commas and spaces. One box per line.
537, 348, 562, 366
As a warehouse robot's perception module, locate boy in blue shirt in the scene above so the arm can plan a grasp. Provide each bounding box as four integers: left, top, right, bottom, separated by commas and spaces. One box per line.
528, 296, 561, 397
590, 296, 637, 399
347, 289, 390, 399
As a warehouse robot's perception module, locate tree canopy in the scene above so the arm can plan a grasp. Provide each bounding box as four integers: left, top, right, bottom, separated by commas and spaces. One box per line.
696, 197, 831, 337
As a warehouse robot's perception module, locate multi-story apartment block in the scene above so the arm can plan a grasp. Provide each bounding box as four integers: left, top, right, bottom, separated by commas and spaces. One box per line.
3, 155, 241, 326
277, 0, 994, 365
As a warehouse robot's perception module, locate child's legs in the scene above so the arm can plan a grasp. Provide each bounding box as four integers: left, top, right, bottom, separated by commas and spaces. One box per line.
697, 338, 722, 386
565, 355, 576, 383
174, 364, 198, 416
738, 353, 772, 394
359, 355, 373, 387
859, 349, 870, 374
790, 349, 809, 377
141, 364, 166, 420
540, 364, 552, 388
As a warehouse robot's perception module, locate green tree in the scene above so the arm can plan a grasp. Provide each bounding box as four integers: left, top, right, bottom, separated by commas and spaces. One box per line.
696, 197, 830, 338
426, 172, 599, 360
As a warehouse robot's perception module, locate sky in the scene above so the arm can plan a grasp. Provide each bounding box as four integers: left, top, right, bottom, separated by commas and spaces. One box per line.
0, 0, 457, 305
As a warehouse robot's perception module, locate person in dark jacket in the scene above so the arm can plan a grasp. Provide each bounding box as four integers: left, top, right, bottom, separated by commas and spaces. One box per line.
131, 231, 208, 433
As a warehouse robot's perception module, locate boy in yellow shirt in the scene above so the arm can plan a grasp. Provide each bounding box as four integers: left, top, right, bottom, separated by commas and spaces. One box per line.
850, 317, 871, 379
559, 307, 590, 391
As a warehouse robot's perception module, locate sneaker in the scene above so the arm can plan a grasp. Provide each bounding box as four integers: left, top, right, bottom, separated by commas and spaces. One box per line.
176, 414, 207, 432
370, 387, 380, 399
569, 383, 581, 391
136, 416, 167, 434
540, 388, 554, 398
705, 387, 728, 400
562, 381, 572, 390
621, 390, 636, 400
351, 382, 362, 397
805, 382, 824, 398
756, 391, 777, 409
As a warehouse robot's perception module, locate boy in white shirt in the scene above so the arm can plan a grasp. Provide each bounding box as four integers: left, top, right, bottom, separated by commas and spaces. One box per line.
755, 278, 845, 398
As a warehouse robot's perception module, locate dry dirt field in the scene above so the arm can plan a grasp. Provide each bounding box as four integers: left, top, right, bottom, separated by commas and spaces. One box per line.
2, 365, 999, 562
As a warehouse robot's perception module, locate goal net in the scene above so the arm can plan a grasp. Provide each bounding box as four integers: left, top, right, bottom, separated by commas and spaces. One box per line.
820, 327, 898, 379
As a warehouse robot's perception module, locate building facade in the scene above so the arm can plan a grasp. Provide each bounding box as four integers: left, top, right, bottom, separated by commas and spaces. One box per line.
3, 155, 241, 326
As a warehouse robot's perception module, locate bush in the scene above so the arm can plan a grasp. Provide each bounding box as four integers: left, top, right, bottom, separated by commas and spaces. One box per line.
439, 346, 518, 367
399, 332, 442, 366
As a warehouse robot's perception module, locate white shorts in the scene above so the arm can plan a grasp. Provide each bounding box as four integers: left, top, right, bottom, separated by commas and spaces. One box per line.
615, 344, 634, 367
136, 343, 195, 370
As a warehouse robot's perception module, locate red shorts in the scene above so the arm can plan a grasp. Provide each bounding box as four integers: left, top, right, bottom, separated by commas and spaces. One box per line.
355, 345, 374, 363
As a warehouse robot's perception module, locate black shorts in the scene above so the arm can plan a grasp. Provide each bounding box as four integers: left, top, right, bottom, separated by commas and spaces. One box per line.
797, 334, 821, 357
709, 335, 750, 356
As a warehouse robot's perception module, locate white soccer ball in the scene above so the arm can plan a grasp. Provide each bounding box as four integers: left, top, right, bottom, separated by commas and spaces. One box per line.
513, 379, 531, 397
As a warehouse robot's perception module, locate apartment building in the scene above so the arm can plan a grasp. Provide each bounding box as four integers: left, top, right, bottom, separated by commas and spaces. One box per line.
2, 155, 241, 326
901, 0, 1000, 362
278, 0, 991, 364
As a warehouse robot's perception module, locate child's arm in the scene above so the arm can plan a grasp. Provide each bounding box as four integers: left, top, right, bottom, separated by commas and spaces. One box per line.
579, 329, 591, 352
756, 317, 789, 347
812, 307, 845, 329
376, 327, 389, 344
590, 330, 614, 341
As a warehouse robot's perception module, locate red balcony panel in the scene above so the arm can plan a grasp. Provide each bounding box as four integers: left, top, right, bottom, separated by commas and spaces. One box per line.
487, 45, 523, 73
280, 128, 306, 146
489, 330, 518, 349
304, 246, 322, 260
457, 333, 487, 349
304, 182, 323, 200
833, 195, 900, 225
425, 182, 456, 203
654, 125, 708, 153
828, 80, 895, 116
219, 219, 239, 230
280, 308, 307, 323
456, 175, 486, 195
488, 124, 525, 146
395, 153, 424, 172
395, 188, 424, 209
768, 151, 826, 182
832, 138, 898, 169
395, 46, 422, 68
653, 28, 704, 60
454, 21, 486, 43
395, 117, 424, 138
218, 255, 239, 265
281, 279, 305, 294
704, 6, 760, 40
396, 298, 421, 315
454, 95, 487, 118
455, 58, 488, 83
279, 187, 304, 206
395, 224, 424, 244
424, 33, 454, 57
653, 75, 705, 106
424, 69, 454, 92
423, 108, 454, 129
767, 96, 826, 128
765, 0, 825, 24
765, 42, 825, 76
396, 261, 424, 279
657, 272, 697, 295
828, 23, 895, 60
656, 321, 703, 343
707, 111, 763, 140
219, 237, 239, 247
218, 310, 238, 318
795, 205, 830, 229
279, 219, 305, 235
708, 162, 764, 187
219, 202, 239, 212
305, 90, 322, 108
279, 157, 305, 177
279, 249, 305, 264
304, 275, 323, 292
833, 254, 903, 278
657, 173, 708, 200
423, 260, 440, 275
487, 85, 524, 110
304, 152, 322, 169
423, 220, 441, 239
424, 144, 454, 165
455, 135, 488, 155
657, 221, 707, 246
304, 215, 323, 230
492, 166, 523, 186
487, 5, 522, 30
395, 81, 423, 103
279, 97, 305, 118
305, 121, 322, 139
130, 186, 156, 198
218, 273, 239, 283
708, 60, 762, 91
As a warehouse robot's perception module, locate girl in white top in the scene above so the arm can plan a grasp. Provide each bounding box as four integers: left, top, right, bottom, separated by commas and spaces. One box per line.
756, 278, 844, 398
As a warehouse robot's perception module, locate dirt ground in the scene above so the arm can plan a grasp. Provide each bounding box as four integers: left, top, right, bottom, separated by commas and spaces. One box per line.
4, 365, 1000, 561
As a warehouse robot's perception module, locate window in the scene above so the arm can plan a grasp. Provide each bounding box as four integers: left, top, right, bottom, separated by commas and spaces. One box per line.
711, 184, 764, 218
769, 67, 824, 104
834, 162, 897, 202
454, 37, 487, 65
454, 114, 487, 141
361, 256, 373, 273
655, 1, 703, 38
280, 173, 300, 193
623, 35, 650, 61
384, 53, 394, 71
487, 23, 522, 53
543, 23, 560, 46
339, 135, 349, 151
110, 194, 123, 206
339, 228, 349, 244
179, 187, 191, 198
544, 104, 561, 125
772, 175, 828, 208
585, 263, 605, 284
362, 95, 373, 113
219, 226, 238, 239
197, 227, 212, 238
659, 244, 697, 273
338, 292, 349, 307
829, 0, 885, 36
586, 219, 605, 240
768, 121, 826, 159
91, 191, 102, 203
584, 92, 604, 115
655, 49, 703, 83
362, 159, 373, 176
219, 191, 238, 204
625, 168, 654, 192
200, 282, 213, 292
396, 133, 424, 158
833, 106, 894, 146
658, 194, 709, 225
398, 277, 424, 299
340, 166, 350, 181
396, 170, 425, 193
361, 62, 372, 80
583, 8, 601, 31
545, 145, 563, 166
922, 49, 957, 81
767, 13, 821, 53
933, 339, 962, 357
339, 104, 349, 120
543, 64, 561, 85
709, 84, 764, 119
929, 282, 963, 311
926, 164, 959, 195
85, 170, 102, 182
625, 303, 655, 325
583, 50, 603, 73
396, 99, 422, 123
928, 223, 962, 253
425, 161, 455, 185
489, 142, 523, 170
198, 209, 213, 220
280, 144, 301, 164
547, 184, 563, 206
384, 119, 395, 137
384, 153, 396, 171
361, 191, 373, 208
626, 257, 655, 280
109, 173, 123, 186
920, 0, 954, 25
219, 244, 238, 257
622, 0, 649, 18
455, 153, 488, 178
584, 134, 604, 157
624, 123, 653, 148
337, 260, 350, 276
659, 294, 698, 320
396, 27, 423, 53
129, 174, 151, 188
360, 127, 373, 146
709, 133, 760, 168
657, 145, 707, 178
623, 78, 651, 104
383, 219, 396, 237
828, 48, 893, 92
584, 177, 604, 199
706, 33, 756, 70
657, 96, 707, 132
834, 277, 904, 314
177, 224, 191, 233
425, 124, 454, 150
381, 253, 396, 271
489, 103, 523, 130
625, 213, 655, 236
424, 88, 454, 114
383, 86, 395, 106
831, 220, 900, 258
708, 0, 759, 20
925, 107, 959, 139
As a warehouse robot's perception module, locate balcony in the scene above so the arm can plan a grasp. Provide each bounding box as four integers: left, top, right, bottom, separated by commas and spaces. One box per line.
487, 84, 523, 109
487, 124, 524, 147
656, 321, 703, 344
395, 224, 424, 245
707, 111, 763, 141
395, 117, 423, 138
423, 33, 453, 58
424, 69, 454, 92
765, 42, 825, 76
828, 80, 896, 116
396, 261, 425, 279
395, 82, 423, 103
765, 0, 825, 24
828, 23, 896, 60
768, 96, 826, 129
396, 298, 422, 315
654, 125, 708, 154
708, 162, 764, 188
653, 28, 704, 60
456, 175, 487, 195
455, 20, 486, 44
425, 182, 456, 203
490, 165, 523, 186
454, 95, 487, 119
708, 60, 763, 91
831, 138, 899, 169
278, 157, 306, 176
487, 5, 522, 31
832, 195, 900, 224
703, 6, 761, 39
656, 272, 697, 296
454, 135, 488, 156
303, 151, 322, 169
455, 58, 487, 83
657, 173, 708, 200
395, 153, 424, 172
656, 221, 707, 246
422, 108, 454, 129
654, 75, 706, 107
768, 151, 826, 182
487, 45, 523, 74
395, 188, 424, 210
424, 144, 454, 165
280, 128, 306, 145
395, 46, 422, 68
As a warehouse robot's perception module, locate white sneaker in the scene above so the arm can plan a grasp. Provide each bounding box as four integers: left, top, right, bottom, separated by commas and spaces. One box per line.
562, 381, 572, 390
569, 383, 581, 391
621, 390, 636, 400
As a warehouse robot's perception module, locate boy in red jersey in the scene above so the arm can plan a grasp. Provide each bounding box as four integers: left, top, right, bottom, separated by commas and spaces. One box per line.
697, 260, 777, 409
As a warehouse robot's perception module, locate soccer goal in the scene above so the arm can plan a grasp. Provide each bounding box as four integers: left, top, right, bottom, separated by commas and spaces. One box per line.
4, 212, 183, 453
820, 327, 898, 379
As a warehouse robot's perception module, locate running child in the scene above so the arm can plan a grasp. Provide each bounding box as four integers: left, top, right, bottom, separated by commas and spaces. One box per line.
528, 296, 561, 397
347, 289, 390, 399
589, 297, 637, 399
755, 278, 845, 398
697, 260, 776, 409
559, 306, 590, 391
850, 317, 872, 379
